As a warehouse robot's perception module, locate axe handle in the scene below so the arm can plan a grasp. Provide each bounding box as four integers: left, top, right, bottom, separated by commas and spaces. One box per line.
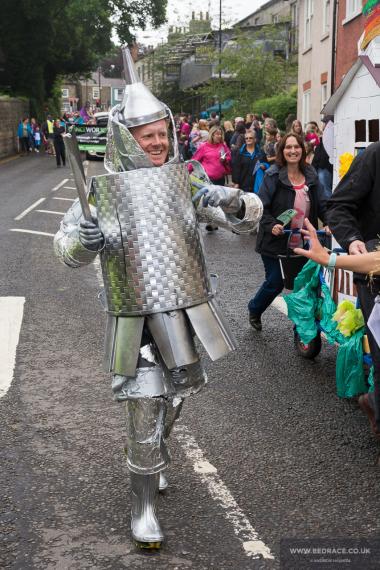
63, 131, 93, 222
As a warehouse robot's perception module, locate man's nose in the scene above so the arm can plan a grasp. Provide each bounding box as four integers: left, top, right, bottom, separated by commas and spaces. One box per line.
152, 134, 162, 146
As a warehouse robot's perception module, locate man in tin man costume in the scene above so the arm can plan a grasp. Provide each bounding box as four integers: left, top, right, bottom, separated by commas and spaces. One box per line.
54, 47, 263, 548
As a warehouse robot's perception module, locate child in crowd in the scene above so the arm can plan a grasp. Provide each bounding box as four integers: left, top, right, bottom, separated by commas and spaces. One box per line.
34, 126, 41, 153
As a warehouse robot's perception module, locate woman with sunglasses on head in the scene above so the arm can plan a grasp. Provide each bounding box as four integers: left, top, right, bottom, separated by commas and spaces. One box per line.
248, 132, 328, 331
232, 130, 268, 194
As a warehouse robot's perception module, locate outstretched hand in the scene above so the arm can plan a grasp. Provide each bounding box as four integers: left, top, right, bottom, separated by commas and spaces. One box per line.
293, 218, 330, 266
201, 185, 243, 214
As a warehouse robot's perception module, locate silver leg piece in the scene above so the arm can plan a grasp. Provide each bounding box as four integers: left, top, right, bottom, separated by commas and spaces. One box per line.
159, 471, 168, 491
125, 397, 170, 474
130, 471, 164, 547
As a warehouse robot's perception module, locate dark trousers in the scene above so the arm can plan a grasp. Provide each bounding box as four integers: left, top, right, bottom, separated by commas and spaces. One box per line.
20, 137, 29, 153
248, 254, 284, 317
356, 281, 380, 431
54, 139, 66, 166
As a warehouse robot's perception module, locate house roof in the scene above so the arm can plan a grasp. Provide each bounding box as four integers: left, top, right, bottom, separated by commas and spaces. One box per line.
88, 72, 125, 87
322, 59, 362, 115
234, 0, 282, 27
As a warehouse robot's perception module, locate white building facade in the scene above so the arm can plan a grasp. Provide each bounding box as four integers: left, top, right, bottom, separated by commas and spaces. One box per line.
297, 0, 334, 126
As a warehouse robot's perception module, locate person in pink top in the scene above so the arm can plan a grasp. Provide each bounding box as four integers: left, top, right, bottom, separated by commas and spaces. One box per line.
192, 126, 231, 185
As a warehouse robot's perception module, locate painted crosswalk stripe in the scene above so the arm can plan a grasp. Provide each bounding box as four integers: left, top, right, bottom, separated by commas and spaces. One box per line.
0, 297, 25, 398
51, 179, 69, 192
272, 296, 288, 315
14, 197, 46, 221
10, 229, 55, 237
36, 210, 65, 216
175, 425, 274, 560
52, 197, 75, 202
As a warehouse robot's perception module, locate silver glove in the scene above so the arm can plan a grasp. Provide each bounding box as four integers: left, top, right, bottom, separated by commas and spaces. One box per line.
79, 220, 104, 251
202, 185, 243, 214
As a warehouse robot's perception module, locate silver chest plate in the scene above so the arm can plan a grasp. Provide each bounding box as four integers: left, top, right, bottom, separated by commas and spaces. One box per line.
92, 162, 212, 315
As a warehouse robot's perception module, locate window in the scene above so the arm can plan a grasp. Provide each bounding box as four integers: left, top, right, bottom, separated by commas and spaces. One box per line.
302, 90, 311, 126
272, 14, 279, 24
322, 0, 330, 35
290, 2, 299, 53
304, 0, 314, 49
346, 0, 361, 18
369, 119, 379, 143
114, 88, 123, 101
321, 83, 328, 107
355, 120, 366, 142
92, 87, 100, 99
61, 88, 69, 98
254, 17, 260, 25
62, 102, 71, 112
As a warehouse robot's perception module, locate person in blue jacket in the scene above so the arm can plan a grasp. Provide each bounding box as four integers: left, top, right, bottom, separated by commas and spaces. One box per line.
231, 130, 268, 194
17, 117, 32, 155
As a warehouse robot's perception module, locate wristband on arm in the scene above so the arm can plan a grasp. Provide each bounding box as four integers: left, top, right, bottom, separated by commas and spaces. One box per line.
327, 252, 337, 269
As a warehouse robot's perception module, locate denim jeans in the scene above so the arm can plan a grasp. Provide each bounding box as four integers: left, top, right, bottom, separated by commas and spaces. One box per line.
318, 168, 333, 200
248, 254, 284, 317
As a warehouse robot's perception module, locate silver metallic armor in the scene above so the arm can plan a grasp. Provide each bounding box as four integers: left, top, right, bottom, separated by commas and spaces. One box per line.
54, 47, 263, 548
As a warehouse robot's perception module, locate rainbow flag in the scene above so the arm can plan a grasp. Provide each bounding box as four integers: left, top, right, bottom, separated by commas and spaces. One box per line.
362, 0, 380, 50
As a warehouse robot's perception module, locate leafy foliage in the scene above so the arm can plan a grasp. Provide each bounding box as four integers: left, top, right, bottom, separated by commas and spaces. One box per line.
252, 92, 297, 131
0, 0, 167, 117
194, 26, 297, 117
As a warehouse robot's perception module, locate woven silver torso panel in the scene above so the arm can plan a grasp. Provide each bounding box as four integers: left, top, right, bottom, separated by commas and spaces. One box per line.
92, 162, 212, 315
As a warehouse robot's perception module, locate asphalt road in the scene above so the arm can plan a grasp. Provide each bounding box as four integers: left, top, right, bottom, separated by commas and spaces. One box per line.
1, 152, 380, 570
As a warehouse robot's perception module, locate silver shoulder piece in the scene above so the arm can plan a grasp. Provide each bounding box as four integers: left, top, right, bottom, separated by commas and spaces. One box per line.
53, 199, 98, 267
196, 190, 263, 234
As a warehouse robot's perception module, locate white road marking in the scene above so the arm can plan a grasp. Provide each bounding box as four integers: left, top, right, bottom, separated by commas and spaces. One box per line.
272, 296, 288, 315
14, 198, 46, 221
0, 297, 25, 398
35, 210, 65, 216
52, 197, 75, 202
51, 179, 69, 192
9, 229, 55, 237
175, 426, 274, 560
63, 186, 76, 190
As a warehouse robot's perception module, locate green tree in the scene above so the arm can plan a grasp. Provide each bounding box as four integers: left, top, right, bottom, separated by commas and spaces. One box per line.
194, 26, 297, 117
0, 0, 167, 116
252, 93, 297, 131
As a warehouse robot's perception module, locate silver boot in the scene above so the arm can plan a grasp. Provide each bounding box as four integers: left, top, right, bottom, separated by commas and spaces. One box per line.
159, 471, 168, 491
130, 471, 164, 547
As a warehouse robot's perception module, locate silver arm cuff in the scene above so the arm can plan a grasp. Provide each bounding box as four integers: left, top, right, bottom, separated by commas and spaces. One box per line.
196, 191, 263, 234
53, 198, 98, 267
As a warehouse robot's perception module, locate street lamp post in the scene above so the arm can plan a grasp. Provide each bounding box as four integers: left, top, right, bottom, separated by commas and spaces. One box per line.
218, 0, 222, 119
98, 66, 102, 109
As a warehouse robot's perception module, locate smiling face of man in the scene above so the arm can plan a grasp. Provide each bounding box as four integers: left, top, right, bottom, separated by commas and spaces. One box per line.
130, 119, 169, 167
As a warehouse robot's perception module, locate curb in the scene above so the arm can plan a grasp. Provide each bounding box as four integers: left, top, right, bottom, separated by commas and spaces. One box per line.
0, 154, 21, 166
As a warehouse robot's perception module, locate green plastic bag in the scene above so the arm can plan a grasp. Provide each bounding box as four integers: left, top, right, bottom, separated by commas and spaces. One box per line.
285, 260, 368, 398
318, 282, 345, 345
335, 329, 367, 398
284, 260, 321, 344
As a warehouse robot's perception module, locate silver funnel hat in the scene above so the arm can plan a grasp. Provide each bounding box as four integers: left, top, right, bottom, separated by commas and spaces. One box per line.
119, 47, 168, 128
104, 46, 179, 173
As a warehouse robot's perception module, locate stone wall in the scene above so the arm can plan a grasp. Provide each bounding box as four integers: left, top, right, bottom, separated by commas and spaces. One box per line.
0, 97, 29, 159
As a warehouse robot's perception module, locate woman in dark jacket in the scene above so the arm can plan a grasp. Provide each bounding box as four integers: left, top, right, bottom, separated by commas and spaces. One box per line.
248, 132, 327, 331
232, 130, 268, 193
